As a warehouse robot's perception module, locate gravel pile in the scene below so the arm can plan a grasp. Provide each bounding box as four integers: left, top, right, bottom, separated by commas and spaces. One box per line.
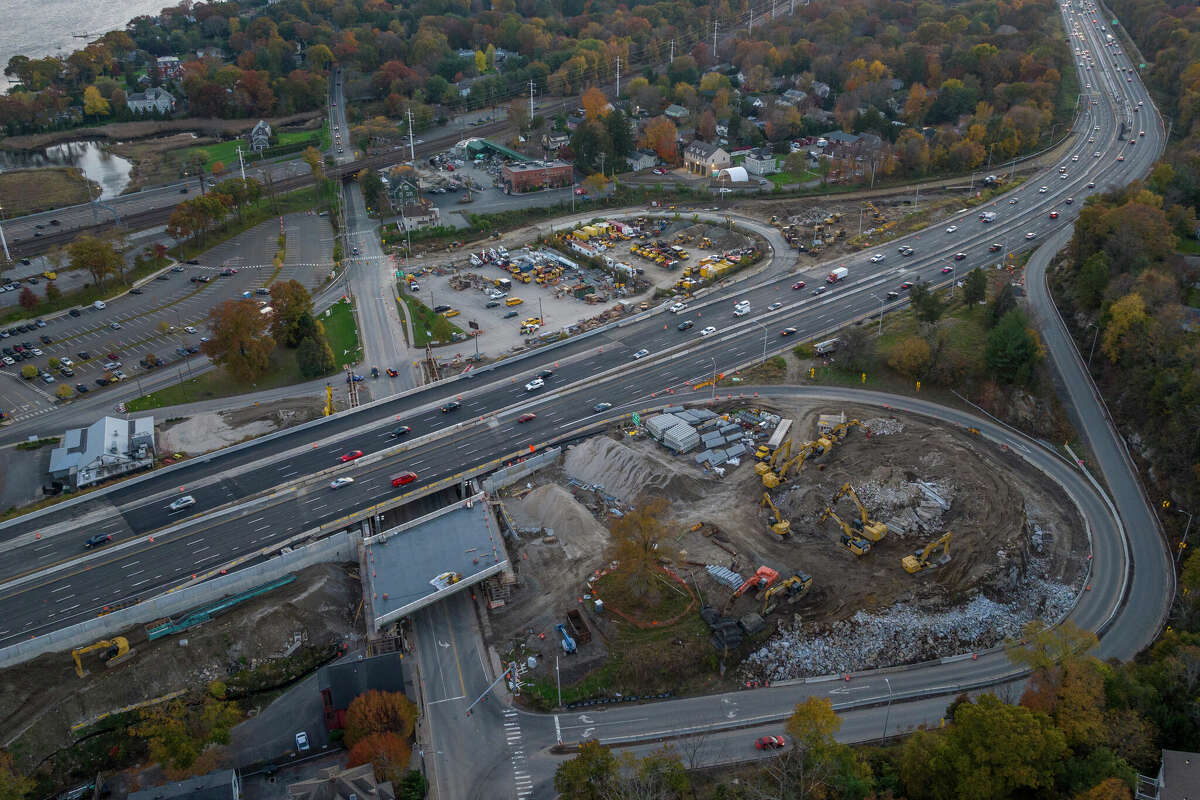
743, 585, 1077, 681
854, 479, 954, 538
863, 417, 905, 436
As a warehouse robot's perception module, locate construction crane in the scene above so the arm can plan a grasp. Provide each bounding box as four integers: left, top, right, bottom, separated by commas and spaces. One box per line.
723, 566, 780, 613
760, 492, 791, 537
761, 572, 813, 615
72, 637, 133, 678
903, 532, 952, 574
820, 507, 872, 556
831, 483, 887, 542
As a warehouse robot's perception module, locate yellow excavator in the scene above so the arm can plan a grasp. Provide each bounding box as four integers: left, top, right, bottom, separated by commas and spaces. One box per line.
831, 483, 887, 542
827, 419, 861, 440
903, 532, 952, 574
820, 507, 872, 556
72, 637, 134, 678
760, 493, 791, 537
755, 439, 791, 475
761, 572, 813, 615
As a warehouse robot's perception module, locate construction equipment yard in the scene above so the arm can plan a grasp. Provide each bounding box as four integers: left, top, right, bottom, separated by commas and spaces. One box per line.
487, 398, 1087, 700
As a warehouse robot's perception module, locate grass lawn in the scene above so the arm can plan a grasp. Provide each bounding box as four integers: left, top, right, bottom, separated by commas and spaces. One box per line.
125, 349, 307, 412
397, 293, 464, 347
319, 300, 361, 367
0, 167, 91, 216
177, 131, 318, 173
769, 168, 821, 187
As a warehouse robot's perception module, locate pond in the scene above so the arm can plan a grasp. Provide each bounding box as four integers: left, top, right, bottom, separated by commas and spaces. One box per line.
0, 140, 132, 198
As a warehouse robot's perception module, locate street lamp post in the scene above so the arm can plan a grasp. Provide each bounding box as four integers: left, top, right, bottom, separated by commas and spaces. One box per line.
882, 676, 894, 741
870, 293, 885, 336
753, 322, 767, 364
1087, 322, 1100, 368
710, 357, 717, 404
0, 205, 11, 264
1178, 508, 1194, 563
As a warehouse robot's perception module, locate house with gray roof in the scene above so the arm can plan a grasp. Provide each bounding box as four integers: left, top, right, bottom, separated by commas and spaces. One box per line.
129, 770, 239, 800
49, 415, 155, 489
126, 87, 174, 114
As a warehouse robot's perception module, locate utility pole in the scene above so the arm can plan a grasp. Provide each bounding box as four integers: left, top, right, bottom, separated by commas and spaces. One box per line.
529, 79, 535, 120
615, 57, 620, 99
790, 0, 796, 14
406, 108, 415, 167
748, 7, 754, 33
772, 0, 777, 18
236, 145, 246, 183
713, 20, 718, 57
669, 40, 675, 63
598, 152, 606, 178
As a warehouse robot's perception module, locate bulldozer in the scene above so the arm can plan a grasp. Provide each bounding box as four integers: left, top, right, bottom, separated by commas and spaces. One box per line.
761, 572, 813, 615
903, 532, 952, 574
72, 636, 134, 678
723, 566, 781, 613
820, 507, 872, 556
831, 483, 887, 542
760, 492, 791, 537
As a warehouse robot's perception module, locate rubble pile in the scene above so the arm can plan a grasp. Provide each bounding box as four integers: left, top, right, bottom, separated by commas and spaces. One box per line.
743, 583, 1077, 681
863, 417, 905, 436
855, 479, 955, 537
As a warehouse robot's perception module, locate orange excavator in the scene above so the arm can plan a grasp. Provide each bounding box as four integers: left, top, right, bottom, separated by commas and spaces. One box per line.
723, 566, 780, 613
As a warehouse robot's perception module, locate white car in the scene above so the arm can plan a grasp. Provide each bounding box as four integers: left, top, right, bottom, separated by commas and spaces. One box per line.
30, 348, 42, 356
700, 326, 717, 337
1, 356, 13, 366
295, 732, 310, 752
767, 302, 783, 311
945, 225, 958, 233
330, 477, 355, 490
60, 358, 73, 367
1072, 155, 1079, 161
184, 326, 197, 334
669, 302, 687, 314
869, 253, 885, 263
1061, 173, 1069, 179
632, 348, 650, 359
1025, 232, 1038, 240
1038, 186, 1048, 193
1094, 151, 1101, 157
524, 378, 545, 391
169, 495, 196, 511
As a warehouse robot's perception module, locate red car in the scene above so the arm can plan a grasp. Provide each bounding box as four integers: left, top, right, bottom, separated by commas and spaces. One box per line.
1049, 211, 1059, 219
899, 280, 914, 290
941, 266, 953, 274
391, 471, 417, 487
517, 413, 536, 423
791, 281, 806, 290
339, 450, 363, 463
756, 736, 786, 750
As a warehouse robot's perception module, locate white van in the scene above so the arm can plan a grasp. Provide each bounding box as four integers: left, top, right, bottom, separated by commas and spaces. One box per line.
92, 300, 106, 310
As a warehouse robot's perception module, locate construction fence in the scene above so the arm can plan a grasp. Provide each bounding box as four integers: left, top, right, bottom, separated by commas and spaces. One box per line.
0, 532, 361, 670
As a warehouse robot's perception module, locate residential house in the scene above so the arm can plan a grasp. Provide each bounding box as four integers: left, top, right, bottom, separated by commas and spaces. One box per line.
49, 415, 155, 489
810, 80, 832, 100
318, 652, 407, 730
455, 76, 479, 98
626, 150, 657, 172
288, 765, 393, 800
715, 124, 729, 138
128, 770, 239, 800
743, 147, 778, 176
779, 89, 808, 107
664, 104, 690, 124
683, 140, 731, 176
156, 56, 183, 81
125, 87, 174, 114
248, 119, 272, 152
395, 202, 441, 231
541, 131, 569, 153
565, 111, 586, 131
195, 46, 224, 60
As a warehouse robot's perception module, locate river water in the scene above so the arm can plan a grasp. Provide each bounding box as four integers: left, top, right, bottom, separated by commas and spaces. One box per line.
0, 0, 169, 85
0, 141, 132, 197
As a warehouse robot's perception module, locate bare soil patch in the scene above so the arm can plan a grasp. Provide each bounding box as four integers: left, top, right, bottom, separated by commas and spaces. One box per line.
158, 398, 323, 455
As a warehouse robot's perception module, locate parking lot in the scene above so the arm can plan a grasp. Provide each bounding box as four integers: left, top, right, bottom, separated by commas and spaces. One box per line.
0, 213, 332, 424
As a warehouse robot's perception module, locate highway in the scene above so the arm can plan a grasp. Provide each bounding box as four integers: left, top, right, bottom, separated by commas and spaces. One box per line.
0, 0, 1170, 795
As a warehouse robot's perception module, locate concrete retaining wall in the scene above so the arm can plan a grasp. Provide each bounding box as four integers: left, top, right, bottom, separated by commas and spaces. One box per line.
481, 447, 561, 493
0, 531, 361, 669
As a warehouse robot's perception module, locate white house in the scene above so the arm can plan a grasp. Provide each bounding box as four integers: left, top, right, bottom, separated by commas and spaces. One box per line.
49, 415, 155, 489
626, 150, 657, 172
249, 119, 272, 152
743, 147, 778, 176
125, 87, 174, 114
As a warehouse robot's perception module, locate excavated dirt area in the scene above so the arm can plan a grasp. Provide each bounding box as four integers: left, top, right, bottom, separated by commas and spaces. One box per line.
0, 563, 361, 770
488, 399, 1087, 684
157, 398, 324, 455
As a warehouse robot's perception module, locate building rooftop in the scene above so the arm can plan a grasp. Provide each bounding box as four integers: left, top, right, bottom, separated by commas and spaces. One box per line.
318, 653, 407, 713
1162, 749, 1200, 800
288, 764, 394, 800
129, 770, 237, 800
504, 160, 571, 173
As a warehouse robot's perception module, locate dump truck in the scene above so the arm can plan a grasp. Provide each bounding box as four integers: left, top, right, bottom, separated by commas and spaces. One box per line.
827, 266, 848, 283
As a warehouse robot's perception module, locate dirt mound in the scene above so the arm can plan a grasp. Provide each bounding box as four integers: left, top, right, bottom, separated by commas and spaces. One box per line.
562, 436, 709, 504
507, 484, 609, 561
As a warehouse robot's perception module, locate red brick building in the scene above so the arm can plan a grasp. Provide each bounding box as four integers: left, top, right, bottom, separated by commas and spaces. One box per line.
501, 160, 574, 193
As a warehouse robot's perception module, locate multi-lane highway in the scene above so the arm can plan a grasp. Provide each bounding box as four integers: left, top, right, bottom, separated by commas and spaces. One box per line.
0, 0, 1170, 795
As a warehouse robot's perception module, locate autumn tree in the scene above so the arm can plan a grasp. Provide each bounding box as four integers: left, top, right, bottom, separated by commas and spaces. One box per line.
581, 173, 607, 197
554, 741, 618, 800
888, 336, 930, 378
1076, 777, 1133, 800
203, 299, 275, 382
17, 287, 36, 310
907, 281, 944, 323
68, 234, 122, 287
347, 732, 411, 785
302, 146, 325, 183
1101, 292, 1149, 364
639, 116, 678, 163
606, 497, 669, 597
134, 697, 240, 771
611, 748, 690, 798
358, 168, 385, 210
343, 690, 418, 748
752, 698, 867, 800
82, 85, 109, 117
581, 87, 608, 120
269, 279, 314, 346
55, 384, 73, 400
44, 281, 60, 303
0, 750, 33, 800
1007, 619, 1098, 672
